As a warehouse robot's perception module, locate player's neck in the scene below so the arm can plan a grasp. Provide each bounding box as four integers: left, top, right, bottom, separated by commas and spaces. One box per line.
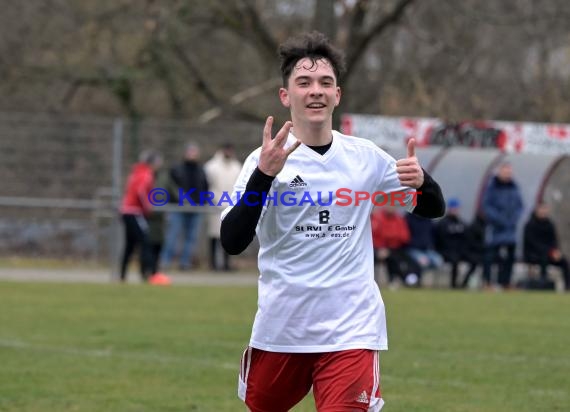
291, 122, 333, 146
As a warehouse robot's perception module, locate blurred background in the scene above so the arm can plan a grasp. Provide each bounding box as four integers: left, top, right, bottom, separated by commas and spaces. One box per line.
1, 0, 569, 272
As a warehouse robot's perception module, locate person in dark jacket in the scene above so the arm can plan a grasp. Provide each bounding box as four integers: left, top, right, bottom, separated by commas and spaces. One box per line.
160, 142, 210, 270
462, 212, 486, 287
435, 198, 478, 288
523, 202, 569, 291
481, 162, 523, 289
405, 212, 444, 286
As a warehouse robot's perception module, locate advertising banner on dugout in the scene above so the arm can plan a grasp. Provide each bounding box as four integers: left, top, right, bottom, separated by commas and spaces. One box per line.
341, 114, 570, 154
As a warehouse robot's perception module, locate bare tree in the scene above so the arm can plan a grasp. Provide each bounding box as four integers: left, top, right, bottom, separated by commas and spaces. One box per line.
1, 0, 570, 124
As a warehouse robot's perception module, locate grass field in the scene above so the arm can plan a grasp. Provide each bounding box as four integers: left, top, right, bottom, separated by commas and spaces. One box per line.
0, 281, 568, 412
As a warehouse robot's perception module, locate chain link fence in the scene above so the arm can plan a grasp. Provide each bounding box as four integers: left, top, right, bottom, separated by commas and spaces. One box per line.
0, 112, 262, 272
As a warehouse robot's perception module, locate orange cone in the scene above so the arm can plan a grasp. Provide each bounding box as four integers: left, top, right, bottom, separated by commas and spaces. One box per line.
149, 272, 172, 285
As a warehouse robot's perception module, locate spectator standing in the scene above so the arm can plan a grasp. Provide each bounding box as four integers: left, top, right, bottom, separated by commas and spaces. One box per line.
204, 143, 242, 271
481, 162, 523, 289
523, 202, 569, 291
119, 150, 162, 282
161, 142, 209, 270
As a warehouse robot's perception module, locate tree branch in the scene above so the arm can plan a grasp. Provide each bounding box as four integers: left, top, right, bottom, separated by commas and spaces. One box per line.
207, 0, 278, 63
144, 39, 184, 116
345, 0, 417, 80
198, 77, 280, 124
61, 77, 103, 108
172, 41, 270, 123
171, 42, 221, 107
238, 0, 279, 60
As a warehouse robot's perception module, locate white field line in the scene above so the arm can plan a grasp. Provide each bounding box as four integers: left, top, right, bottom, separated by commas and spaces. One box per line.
3, 337, 568, 369
0, 337, 236, 371
0, 337, 467, 389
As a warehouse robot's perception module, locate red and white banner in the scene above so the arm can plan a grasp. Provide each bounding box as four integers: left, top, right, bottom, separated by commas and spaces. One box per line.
341, 114, 439, 148
341, 114, 570, 154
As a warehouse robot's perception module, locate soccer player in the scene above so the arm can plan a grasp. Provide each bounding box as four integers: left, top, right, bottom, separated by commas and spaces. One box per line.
221, 31, 445, 412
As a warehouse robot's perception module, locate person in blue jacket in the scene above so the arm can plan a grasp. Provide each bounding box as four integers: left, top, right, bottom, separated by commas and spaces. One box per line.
481, 161, 523, 289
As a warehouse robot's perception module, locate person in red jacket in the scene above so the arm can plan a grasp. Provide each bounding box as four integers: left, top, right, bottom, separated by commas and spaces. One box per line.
371, 206, 420, 286
119, 149, 162, 282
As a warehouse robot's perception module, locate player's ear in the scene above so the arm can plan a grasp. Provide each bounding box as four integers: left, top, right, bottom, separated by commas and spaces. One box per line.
279, 87, 290, 108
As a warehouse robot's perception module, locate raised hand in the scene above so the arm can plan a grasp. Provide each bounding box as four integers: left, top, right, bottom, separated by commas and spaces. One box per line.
396, 138, 424, 188
258, 116, 301, 177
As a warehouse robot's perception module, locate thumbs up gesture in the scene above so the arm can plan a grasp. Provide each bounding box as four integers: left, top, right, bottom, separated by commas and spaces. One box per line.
396, 138, 424, 188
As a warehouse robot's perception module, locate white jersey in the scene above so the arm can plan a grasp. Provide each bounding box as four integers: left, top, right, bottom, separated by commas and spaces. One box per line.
222, 130, 415, 353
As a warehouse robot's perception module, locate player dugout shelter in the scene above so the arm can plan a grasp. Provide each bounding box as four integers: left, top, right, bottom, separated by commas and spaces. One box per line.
383, 146, 570, 259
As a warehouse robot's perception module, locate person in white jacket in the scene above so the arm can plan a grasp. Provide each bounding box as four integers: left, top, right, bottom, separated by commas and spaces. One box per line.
204, 143, 242, 271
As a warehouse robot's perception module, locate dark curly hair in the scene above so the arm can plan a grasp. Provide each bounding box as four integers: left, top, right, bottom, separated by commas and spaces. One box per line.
278, 31, 346, 87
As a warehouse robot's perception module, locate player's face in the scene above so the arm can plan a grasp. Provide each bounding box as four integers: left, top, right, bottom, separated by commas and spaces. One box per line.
279, 57, 341, 127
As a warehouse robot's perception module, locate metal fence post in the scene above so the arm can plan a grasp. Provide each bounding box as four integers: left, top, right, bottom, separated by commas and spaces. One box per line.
110, 118, 123, 281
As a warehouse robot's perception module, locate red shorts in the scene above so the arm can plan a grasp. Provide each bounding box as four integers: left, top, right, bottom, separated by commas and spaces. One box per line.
238, 347, 384, 412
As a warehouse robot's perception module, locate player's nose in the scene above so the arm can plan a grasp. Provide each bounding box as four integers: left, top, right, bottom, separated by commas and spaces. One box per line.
309, 84, 324, 97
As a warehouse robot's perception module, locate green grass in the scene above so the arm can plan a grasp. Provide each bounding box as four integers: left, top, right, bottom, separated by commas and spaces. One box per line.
0, 282, 568, 412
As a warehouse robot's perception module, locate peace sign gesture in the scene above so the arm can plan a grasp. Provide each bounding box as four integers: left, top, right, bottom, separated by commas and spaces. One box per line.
396, 138, 424, 188
258, 116, 301, 177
